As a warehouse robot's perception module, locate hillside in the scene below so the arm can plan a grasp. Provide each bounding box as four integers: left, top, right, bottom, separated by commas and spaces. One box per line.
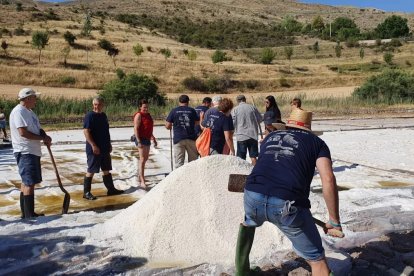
0, 0, 414, 105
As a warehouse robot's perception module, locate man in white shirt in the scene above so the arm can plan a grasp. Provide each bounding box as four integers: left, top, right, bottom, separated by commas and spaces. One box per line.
9, 88, 52, 219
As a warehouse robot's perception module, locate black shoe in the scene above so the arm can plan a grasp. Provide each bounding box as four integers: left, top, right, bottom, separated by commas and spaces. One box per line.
83, 192, 97, 200
107, 189, 124, 196
3, 139, 9, 142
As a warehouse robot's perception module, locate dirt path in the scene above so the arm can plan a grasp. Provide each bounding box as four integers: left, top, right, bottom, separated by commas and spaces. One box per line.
0, 84, 99, 99
0, 84, 357, 100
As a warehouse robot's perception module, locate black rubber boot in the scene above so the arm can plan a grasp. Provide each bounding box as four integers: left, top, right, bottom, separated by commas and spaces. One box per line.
235, 224, 257, 276
22, 194, 44, 219
103, 174, 124, 196
20, 192, 25, 218
83, 176, 97, 200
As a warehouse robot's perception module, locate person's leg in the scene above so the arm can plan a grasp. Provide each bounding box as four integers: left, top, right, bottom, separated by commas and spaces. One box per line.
307, 259, 330, 276
173, 141, 185, 168
235, 190, 266, 275
16, 153, 44, 218
274, 207, 328, 275
186, 140, 198, 163
138, 145, 150, 188
84, 153, 98, 200
236, 140, 247, 160
247, 139, 259, 166
101, 154, 123, 196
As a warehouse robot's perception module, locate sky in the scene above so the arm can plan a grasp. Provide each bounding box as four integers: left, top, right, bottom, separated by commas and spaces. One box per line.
300, 0, 414, 13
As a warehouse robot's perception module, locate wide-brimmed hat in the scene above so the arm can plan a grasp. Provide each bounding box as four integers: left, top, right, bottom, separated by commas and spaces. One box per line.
286, 108, 312, 132
18, 87, 40, 100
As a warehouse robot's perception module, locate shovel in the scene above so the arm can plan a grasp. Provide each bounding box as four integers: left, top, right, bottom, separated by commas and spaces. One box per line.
228, 173, 344, 238
47, 145, 70, 214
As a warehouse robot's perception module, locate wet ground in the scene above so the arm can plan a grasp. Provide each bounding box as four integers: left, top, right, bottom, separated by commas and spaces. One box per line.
0, 117, 413, 275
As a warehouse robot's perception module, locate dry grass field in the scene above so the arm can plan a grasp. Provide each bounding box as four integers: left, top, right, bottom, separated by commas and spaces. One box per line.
0, 0, 414, 108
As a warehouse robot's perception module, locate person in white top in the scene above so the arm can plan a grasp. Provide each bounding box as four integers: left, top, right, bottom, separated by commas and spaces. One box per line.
9, 88, 52, 219
0, 106, 9, 142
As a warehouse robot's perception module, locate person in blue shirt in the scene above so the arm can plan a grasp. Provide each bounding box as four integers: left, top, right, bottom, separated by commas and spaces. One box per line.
235, 108, 342, 276
194, 97, 212, 137
165, 95, 199, 168
83, 97, 123, 200
201, 97, 235, 155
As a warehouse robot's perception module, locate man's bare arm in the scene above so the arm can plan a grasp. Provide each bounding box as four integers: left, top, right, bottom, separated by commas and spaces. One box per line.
83, 128, 100, 155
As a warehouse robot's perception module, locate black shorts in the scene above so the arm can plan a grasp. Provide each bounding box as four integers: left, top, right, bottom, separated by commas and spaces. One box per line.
87, 152, 112, 173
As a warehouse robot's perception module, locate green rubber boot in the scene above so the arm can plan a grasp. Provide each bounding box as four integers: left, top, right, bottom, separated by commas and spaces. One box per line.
235, 223, 256, 276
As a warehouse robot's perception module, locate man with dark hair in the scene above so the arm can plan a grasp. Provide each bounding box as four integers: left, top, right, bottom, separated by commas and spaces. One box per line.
194, 97, 212, 137
83, 96, 123, 200
9, 88, 52, 218
165, 95, 199, 168
235, 108, 342, 276
231, 95, 262, 165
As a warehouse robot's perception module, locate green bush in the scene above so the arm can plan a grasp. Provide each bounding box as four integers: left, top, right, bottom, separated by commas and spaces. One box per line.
59, 76, 76, 84
100, 73, 165, 105
353, 70, 414, 103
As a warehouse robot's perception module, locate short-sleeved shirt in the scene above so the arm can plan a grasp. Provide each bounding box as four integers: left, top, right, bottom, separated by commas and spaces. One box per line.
166, 106, 199, 144
231, 102, 262, 142
194, 105, 209, 136
201, 108, 234, 153
245, 129, 331, 208
9, 104, 42, 156
83, 111, 111, 154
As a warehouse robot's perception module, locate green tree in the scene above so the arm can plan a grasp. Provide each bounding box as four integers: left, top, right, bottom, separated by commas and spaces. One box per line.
312, 41, 319, 58
98, 39, 119, 67
212, 50, 227, 73
383, 52, 394, 65
32, 31, 49, 63
312, 15, 325, 33
375, 15, 410, 39
1, 40, 8, 56
63, 31, 76, 46
284, 46, 293, 61
100, 73, 165, 105
281, 16, 303, 34
330, 17, 360, 40
133, 43, 144, 63
81, 11, 93, 37
159, 48, 171, 68
260, 48, 275, 73
61, 46, 70, 67
334, 41, 342, 58
353, 69, 414, 102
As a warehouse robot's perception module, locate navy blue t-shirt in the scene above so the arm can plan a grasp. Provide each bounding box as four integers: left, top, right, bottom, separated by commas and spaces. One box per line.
194, 105, 209, 136
166, 106, 199, 144
245, 129, 331, 208
201, 108, 234, 153
83, 111, 111, 154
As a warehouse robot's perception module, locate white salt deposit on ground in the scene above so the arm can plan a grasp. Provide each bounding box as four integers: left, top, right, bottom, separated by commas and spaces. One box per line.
90, 155, 304, 265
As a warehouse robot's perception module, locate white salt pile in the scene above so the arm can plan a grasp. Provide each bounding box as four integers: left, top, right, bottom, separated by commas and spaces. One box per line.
89, 155, 294, 265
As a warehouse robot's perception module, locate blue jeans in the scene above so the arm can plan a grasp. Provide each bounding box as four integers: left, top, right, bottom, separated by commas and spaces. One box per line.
243, 189, 324, 261
237, 138, 258, 159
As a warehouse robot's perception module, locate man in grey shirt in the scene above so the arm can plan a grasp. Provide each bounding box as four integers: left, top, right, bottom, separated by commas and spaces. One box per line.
231, 95, 262, 165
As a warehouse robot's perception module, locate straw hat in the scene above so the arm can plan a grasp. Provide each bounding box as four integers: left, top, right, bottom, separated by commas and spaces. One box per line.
286, 108, 313, 132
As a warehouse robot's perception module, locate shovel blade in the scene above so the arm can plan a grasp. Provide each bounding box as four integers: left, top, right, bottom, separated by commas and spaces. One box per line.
228, 174, 248, 193
62, 193, 70, 214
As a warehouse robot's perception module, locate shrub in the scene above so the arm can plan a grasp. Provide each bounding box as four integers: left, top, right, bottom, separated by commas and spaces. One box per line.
383, 52, 394, 65
353, 69, 414, 103
279, 77, 291, 88
58, 76, 76, 84
182, 76, 207, 91
244, 80, 259, 90
116, 68, 126, 79
100, 73, 165, 105
63, 31, 76, 45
